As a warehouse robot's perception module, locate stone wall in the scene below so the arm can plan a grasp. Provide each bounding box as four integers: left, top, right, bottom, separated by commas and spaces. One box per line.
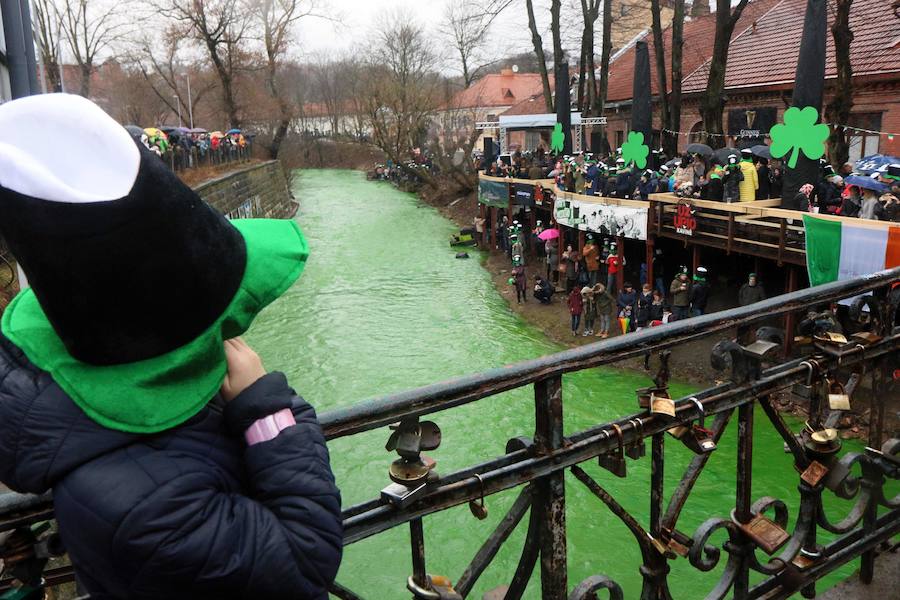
194, 160, 298, 219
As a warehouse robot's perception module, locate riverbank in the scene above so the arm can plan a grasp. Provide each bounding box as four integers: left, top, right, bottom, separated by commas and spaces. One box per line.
417, 181, 885, 441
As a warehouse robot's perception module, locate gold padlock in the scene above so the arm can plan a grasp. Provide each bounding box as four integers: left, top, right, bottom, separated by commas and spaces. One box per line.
650, 391, 675, 417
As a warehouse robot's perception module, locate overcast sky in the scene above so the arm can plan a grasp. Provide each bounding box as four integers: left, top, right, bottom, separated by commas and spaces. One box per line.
294, 0, 716, 66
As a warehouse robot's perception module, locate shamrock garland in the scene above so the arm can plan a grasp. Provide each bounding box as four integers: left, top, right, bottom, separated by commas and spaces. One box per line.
621, 131, 649, 169
550, 123, 565, 154
770, 106, 830, 169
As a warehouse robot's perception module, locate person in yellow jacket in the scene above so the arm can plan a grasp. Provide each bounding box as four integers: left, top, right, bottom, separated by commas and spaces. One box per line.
738, 148, 758, 202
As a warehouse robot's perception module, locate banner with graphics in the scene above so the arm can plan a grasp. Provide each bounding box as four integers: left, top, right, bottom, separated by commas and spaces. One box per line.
553, 197, 648, 240
513, 183, 537, 207
478, 179, 509, 208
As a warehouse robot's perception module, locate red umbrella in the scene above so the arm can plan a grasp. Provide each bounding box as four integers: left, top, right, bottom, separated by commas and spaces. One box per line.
538, 228, 560, 241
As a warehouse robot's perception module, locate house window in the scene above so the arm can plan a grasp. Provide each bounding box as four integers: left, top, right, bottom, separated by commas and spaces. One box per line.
845, 112, 882, 164
615, 130, 624, 149
688, 121, 705, 144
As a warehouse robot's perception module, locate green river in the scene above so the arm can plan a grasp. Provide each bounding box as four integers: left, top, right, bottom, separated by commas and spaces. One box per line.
245, 169, 880, 599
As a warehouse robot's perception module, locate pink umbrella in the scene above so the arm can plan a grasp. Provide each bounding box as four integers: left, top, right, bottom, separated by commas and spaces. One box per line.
538, 228, 560, 241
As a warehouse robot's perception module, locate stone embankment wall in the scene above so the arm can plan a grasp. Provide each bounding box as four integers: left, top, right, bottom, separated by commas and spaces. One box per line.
194, 160, 298, 219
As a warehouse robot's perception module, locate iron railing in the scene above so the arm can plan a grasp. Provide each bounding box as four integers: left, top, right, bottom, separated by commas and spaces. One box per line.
2, 268, 899, 599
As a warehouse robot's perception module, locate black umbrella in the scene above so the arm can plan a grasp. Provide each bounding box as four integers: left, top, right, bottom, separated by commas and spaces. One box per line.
713, 147, 741, 165
124, 125, 144, 139
686, 143, 714, 157
751, 144, 771, 159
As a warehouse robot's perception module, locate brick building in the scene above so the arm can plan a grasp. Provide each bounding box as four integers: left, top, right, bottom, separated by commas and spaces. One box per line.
602, 0, 900, 161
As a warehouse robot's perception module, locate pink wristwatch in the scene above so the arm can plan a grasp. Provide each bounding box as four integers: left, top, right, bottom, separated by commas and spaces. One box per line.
244, 408, 296, 446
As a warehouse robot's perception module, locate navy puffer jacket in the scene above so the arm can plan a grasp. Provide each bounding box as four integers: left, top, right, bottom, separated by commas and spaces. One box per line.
0, 336, 342, 599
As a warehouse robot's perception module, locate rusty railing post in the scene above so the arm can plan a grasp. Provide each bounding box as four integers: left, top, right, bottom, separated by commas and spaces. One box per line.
534, 375, 567, 599
733, 401, 754, 599
860, 358, 887, 585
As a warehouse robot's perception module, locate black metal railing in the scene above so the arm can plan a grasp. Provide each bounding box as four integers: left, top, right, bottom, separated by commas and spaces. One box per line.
2, 268, 899, 600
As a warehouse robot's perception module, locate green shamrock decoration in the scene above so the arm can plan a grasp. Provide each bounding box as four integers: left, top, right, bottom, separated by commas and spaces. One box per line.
621, 131, 649, 169
550, 123, 565, 153
769, 106, 830, 169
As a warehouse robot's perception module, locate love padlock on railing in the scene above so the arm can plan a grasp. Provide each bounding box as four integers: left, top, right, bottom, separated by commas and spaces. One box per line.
676, 398, 717, 455
826, 377, 851, 411
468, 473, 488, 520
625, 418, 646, 459
598, 424, 627, 478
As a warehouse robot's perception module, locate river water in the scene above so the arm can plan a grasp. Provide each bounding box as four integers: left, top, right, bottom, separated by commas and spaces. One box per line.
246, 170, 871, 599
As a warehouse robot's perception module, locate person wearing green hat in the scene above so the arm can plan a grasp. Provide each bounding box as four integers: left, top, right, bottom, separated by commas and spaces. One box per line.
512, 254, 528, 303
0, 94, 341, 598
705, 167, 725, 201
690, 266, 710, 316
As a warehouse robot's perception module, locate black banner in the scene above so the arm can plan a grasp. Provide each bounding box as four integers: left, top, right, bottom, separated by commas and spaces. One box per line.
514, 183, 536, 207
783, 0, 827, 205
727, 107, 778, 140
632, 41, 652, 151
555, 61, 572, 155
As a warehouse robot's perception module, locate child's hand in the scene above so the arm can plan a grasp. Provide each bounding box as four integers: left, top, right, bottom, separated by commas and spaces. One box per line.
221, 337, 267, 402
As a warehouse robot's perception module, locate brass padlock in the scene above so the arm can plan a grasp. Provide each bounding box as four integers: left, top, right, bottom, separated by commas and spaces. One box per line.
737, 513, 790, 555
625, 418, 646, 459
826, 379, 851, 411
598, 425, 627, 478
468, 474, 488, 520
650, 391, 675, 417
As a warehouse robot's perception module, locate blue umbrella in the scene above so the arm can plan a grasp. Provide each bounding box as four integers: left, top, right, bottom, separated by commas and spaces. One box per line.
854, 154, 900, 175
844, 175, 889, 194
226, 128, 241, 135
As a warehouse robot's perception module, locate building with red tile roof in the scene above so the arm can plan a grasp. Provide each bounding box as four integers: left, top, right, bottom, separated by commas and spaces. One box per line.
439, 68, 549, 151
602, 0, 900, 159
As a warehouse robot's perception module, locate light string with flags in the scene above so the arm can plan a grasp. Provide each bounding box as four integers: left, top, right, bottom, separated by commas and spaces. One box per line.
659, 123, 900, 141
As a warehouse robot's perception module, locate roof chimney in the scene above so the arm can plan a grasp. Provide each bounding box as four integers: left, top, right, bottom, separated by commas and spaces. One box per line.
690, 0, 711, 17
500, 68, 514, 76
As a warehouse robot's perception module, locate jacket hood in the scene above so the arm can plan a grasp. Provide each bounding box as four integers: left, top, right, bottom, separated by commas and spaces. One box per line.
0, 335, 137, 493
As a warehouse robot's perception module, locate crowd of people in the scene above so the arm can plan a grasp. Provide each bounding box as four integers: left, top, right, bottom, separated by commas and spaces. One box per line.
130, 126, 252, 171
490, 209, 773, 339
483, 145, 900, 222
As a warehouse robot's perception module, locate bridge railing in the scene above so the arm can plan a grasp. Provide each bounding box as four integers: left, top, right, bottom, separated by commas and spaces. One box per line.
2, 268, 900, 600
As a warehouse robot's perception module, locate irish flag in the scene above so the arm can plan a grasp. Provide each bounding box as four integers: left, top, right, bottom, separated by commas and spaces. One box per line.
803, 215, 900, 286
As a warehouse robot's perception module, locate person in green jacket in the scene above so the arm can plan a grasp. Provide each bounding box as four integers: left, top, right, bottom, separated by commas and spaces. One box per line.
738, 148, 759, 202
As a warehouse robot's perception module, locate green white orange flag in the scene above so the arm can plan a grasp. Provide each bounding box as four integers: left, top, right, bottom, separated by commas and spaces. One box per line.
803, 215, 900, 286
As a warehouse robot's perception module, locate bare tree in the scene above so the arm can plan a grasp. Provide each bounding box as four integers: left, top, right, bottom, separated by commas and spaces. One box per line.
669, 0, 686, 155
593, 0, 612, 146
576, 0, 600, 113
825, 0, 854, 168
359, 14, 440, 177
154, 0, 251, 129
525, 0, 553, 111
649, 0, 670, 148
131, 29, 216, 127
441, 0, 513, 88
32, 0, 62, 92
57, 0, 127, 97
251, 0, 314, 158
699, 0, 750, 148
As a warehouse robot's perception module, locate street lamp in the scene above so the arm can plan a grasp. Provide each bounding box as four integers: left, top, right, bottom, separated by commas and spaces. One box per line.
173, 94, 182, 127
184, 72, 194, 129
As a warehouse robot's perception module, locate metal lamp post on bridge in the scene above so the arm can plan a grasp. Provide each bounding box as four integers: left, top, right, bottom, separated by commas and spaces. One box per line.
183, 72, 194, 130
